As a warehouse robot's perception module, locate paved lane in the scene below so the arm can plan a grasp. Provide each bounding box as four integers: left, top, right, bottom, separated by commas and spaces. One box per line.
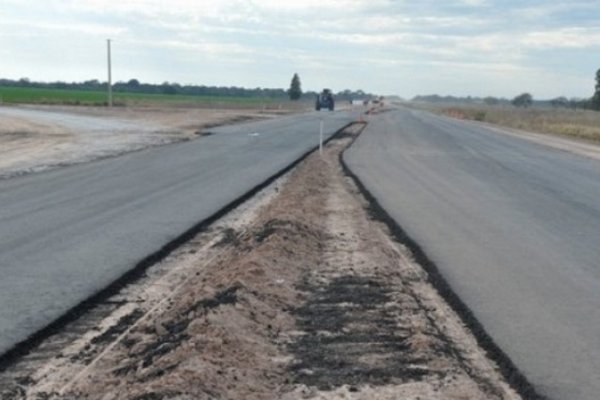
0, 110, 356, 355
344, 108, 600, 400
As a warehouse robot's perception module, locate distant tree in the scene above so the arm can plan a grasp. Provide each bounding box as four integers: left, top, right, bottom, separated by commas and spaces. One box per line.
338, 89, 353, 101
160, 82, 177, 95
483, 96, 499, 105
127, 79, 140, 89
580, 99, 592, 109
512, 93, 533, 108
592, 68, 600, 111
84, 79, 101, 88
288, 73, 302, 100
550, 96, 569, 108
567, 98, 586, 110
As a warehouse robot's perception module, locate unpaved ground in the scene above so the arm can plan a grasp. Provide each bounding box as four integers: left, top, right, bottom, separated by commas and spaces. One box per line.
0, 105, 284, 179
0, 124, 521, 400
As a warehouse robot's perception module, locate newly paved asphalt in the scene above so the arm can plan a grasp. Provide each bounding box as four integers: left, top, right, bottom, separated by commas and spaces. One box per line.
0, 110, 356, 356
344, 108, 600, 400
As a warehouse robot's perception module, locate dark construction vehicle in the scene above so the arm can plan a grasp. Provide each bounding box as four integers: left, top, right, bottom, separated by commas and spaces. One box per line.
315, 89, 335, 111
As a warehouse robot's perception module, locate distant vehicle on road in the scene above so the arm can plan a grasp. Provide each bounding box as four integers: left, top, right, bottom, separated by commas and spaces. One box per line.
316, 89, 335, 111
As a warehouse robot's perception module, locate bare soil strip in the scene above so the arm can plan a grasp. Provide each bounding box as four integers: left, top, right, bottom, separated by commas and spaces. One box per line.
0, 124, 520, 400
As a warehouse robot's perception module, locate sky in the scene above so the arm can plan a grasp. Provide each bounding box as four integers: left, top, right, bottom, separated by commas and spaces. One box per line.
1, 0, 599, 99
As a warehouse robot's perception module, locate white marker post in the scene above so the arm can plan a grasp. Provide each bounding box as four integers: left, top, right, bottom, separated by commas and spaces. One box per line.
319, 119, 324, 156
107, 39, 113, 107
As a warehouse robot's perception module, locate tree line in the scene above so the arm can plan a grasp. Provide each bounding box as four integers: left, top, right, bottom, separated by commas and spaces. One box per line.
0, 77, 373, 102
414, 68, 600, 111
413, 93, 592, 110
285, 73, 373, 102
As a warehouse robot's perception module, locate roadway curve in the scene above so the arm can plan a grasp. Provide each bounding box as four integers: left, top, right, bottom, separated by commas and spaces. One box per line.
344, 108, 600, 400
0, 110, 356, 356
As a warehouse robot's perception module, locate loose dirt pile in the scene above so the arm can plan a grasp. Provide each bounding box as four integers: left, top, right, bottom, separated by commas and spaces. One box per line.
0, 124, 521, 400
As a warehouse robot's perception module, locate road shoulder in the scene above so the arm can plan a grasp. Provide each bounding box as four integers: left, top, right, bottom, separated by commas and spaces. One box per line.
429, 110, 600, 161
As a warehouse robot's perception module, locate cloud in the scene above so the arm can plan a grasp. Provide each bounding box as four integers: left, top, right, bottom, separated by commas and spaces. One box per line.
2, 19, 126, 36
124, 38, 256, 59
251, 0, 378, 12
457, 0, 489, 6
522, 27, 600, 49
1, 0, 597, 97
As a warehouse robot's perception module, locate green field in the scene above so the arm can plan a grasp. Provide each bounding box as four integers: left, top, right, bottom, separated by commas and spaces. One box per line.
0, 86, 282, 107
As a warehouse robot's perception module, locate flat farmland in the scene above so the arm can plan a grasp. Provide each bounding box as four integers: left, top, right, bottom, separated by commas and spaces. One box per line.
0, 86, 297, 108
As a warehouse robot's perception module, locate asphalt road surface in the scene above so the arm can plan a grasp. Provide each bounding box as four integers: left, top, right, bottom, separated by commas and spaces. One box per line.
0, 110, 356, 356
344, 108, 600, 400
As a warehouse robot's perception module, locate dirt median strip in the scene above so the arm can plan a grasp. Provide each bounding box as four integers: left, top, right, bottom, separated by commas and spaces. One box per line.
0, 123, 521, 400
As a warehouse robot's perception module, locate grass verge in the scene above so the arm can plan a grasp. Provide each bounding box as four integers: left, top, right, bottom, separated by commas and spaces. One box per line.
413, 103, 600, 143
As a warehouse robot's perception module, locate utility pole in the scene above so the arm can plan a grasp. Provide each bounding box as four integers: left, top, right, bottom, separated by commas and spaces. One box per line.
107, 39, 112, 107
